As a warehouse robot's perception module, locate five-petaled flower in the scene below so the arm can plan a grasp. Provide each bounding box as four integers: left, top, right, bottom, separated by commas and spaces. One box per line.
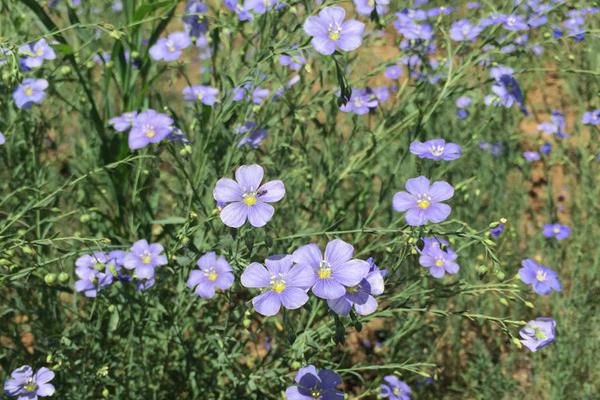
303, 6, 365, 55
519, 317, 556, 352
3, 365, 55, 399
213, 164, 285, 228
241, 255, 315, 316
518, 259, 561, 295
13, 79, 48, 109
123, 240, 168, 280
187, 252, 235, 298
285, 364, 344, 400
293, 239, 370, 300
393, 176, 454, 226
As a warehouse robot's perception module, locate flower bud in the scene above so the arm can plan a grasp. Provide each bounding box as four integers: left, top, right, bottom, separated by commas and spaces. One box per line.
58, 272, 69, 283
44, 273, 57, 285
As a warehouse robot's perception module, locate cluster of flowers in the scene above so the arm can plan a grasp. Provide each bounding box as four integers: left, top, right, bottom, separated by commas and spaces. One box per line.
285, 364, 412, 400
75, 240, 167, 296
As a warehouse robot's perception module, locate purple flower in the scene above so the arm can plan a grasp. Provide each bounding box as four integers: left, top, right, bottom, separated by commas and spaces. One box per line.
18, 39, 56, 69
182, 85, 219, 106
519, 317, 556, 352
540, 142, 552, 155
237, 127, 268, 148
3, 365, 55, 399
252, 87, 270, 104
241, 255, 315, 316
0, 132, 4, 145
417, 237, 459, 278
285, 365, 344, 400
455, 96, 471, 108
224, 0, 253, 21
409, 139, 461, 161
490, 223, 505, 238
523, 151, 540, 162
392, 176, 454, 226
385, 64, 402, 79
187, 252, 234, 298
244, 0, 279, 14
393, 14, 433, 41
149, 32, 192, 61
303, 6, 365, 55
543, 224, 571, 241
327, 257, 384, 316
503, 14, 529, 31
449, 19, 482, 41
13, 79, 48, 109
74, 252, 114, 297
340, 89, 378, 115
538, 111, 568, 138
128, 109, 174, 150
213, 164, 285, 228
519, 259, 561, 296
123, 240, 168, 280
380, 375, 412, 400
183, 0, 209, 37
582, 109, 600, 125
292, 239, 370, 300
353, 0, 389, 17
109, 111, 137, 132
279, 54, 306, 71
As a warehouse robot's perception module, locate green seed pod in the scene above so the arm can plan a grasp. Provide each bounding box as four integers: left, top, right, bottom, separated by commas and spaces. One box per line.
58, 272, 69, 283
44, 273, 57, 285
290, 361, 301, 370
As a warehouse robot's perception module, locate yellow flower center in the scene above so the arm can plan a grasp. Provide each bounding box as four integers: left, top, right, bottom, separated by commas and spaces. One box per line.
142, 255, 152, 264
328, 23, 342, 41
435, 259, 444, 267
271, 279, 286, 293
25, 87, 33, 96
24, 380, 36, 393
430, 145, 445, 156
243, 193, 257, 206
197, 92, 204, 101
536, 271, 547, 282
318, 260, 332, 279
393, 387, 401, 396
146, 129, 156, 138
329, 31, 340, 41
207, 272, 218, 281
36, 48, 44, 56
553, 227, 560, 234
417, 199, 430, 209
347, 286, 358, 294
368, 0, 374, 6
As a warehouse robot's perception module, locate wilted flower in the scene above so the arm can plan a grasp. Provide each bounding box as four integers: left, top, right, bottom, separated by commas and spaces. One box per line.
187, 252, 234, 298
490, 223, 505, 238
182, 85, 219, 106
109, 111, 137, 132
285, 365, 344, 400
293, 239, 370, 300
304, 6, 365, 55
123, 240, 168, 279
18, 38, 56, 69
393, 176, 454, 226
409, 139, 461, 161
149, 32, 191, 61
417, 237, 459, 278
13, 79, 48, 109
519, 317, 556, 352
519, 259, 561, 295
213, 164, 285, 228
380, 375, 412, 400
128, 109, 174, 150
3, 365, 55, 399
327, 257, 384, 316
241, 255, 314, 316
543, 224, 571, 241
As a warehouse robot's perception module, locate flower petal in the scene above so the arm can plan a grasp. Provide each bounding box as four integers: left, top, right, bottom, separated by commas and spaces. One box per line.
405, 176, 430, 195
252, 291, 282, 316
220, 202, 248, 228
392, 191, 415, 212
280, 287, 309, 309
214, 178, 243, 203
325, 239, 354, 267
429, 181, 454, 202
292, 243, 322, 268
241, 262, 271, 288
247, 202, 275, 227
235, 164, 264, 191
332, 259, 370, 286
312, 278, 346, 299
258, 180, 285, 203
